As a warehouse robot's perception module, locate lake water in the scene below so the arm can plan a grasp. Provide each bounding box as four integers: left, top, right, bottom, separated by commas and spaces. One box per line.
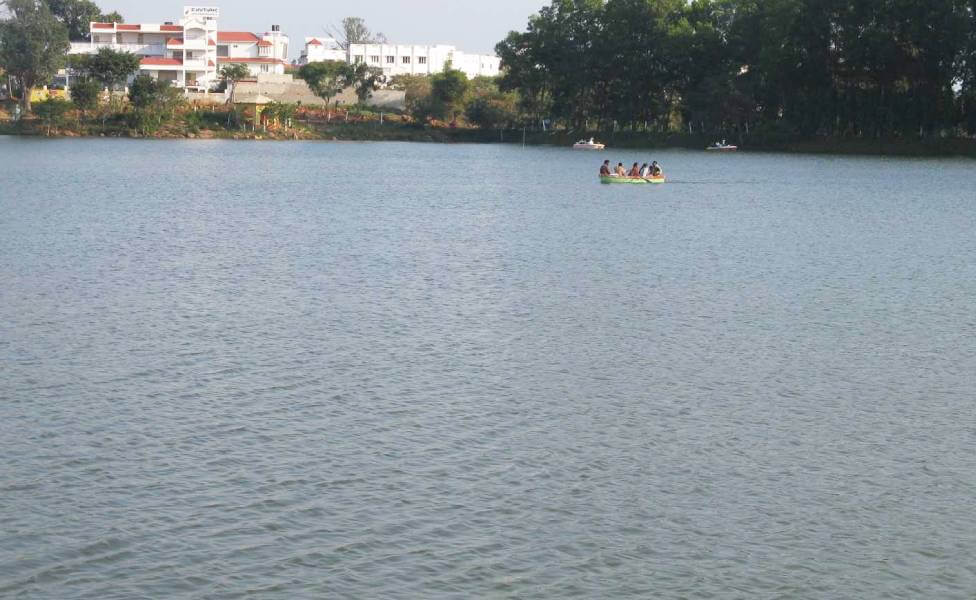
1, 137, 975, 599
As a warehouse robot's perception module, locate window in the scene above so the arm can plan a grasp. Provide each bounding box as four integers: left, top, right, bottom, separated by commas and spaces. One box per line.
260, 64, 270, 72
369, 55, 379, 63
402, 56, 411, 64
116, 33, 123, 44
417, 56, 427, 65
137, 34, 144, 44
354, 55, 364, 64
217, 45, 228, 57
386, 55, 394, 64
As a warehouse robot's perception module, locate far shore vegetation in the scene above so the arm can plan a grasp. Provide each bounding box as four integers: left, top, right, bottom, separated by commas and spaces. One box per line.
2, 0, 976, 156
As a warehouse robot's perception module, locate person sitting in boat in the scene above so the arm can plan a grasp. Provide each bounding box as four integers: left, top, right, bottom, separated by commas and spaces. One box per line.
600, 160, 611, 176
639, 163, 650, 177
650, 161, 662, 176
615, 163, 627, 177
628, 163, 641, 177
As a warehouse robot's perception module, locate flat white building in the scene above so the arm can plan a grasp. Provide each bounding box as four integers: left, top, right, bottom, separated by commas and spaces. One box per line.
68, 6, 289, 91
299, 39, 501, 80
299, 37, 346, 64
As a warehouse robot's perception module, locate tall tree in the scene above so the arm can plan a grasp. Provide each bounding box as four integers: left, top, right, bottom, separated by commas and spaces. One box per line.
46, 0, 99, 40
0, 0, 70, 113
329, 17, 386, 49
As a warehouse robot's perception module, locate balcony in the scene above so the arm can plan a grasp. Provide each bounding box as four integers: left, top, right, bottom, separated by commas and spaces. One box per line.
182, 58, 208, 70
88, 42, 165, 56
182, 38, 208, 50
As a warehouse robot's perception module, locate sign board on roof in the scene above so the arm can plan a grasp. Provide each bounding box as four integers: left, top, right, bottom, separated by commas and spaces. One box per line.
183, 6, 220, 18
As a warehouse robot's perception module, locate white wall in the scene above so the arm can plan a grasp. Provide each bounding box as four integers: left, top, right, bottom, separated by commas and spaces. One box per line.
305, 41, 500, 79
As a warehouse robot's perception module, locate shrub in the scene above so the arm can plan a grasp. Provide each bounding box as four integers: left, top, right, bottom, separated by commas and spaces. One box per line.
33, 97, 73, 134
70, 78, 101, 116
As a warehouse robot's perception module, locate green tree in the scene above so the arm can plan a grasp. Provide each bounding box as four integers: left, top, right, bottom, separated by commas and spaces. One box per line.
340, 61, 381, 103
99, 10, 121, 23
0, 0, 70, 114
69, 76, 99, 116
33, 96, 71, 134
297, 60, 346, 104
220, 64, 250, 83
46, 0, 98, 40
218, 63, 250, 93
496, 0, 604, 128
429, 66, 470, 120
73, 46, 140, 90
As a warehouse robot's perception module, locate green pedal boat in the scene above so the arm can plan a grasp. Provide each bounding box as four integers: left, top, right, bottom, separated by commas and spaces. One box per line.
600, 175, 666, 184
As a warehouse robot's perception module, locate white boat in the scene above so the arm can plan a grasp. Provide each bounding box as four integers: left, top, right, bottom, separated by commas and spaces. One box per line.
706, 139, 738, 151
573, 138, 606, 150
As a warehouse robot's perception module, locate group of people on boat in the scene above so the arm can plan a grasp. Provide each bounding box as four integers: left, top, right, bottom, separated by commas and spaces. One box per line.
600, 159, 663, 179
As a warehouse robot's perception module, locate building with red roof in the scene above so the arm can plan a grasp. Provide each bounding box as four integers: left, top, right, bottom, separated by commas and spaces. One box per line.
68, 6, 290, 92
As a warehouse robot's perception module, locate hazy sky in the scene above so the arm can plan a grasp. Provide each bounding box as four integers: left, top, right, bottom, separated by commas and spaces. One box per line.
100, 1, 548, 57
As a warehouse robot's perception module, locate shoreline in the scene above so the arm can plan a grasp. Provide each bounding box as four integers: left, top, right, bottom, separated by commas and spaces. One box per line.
2, 120, 975, 157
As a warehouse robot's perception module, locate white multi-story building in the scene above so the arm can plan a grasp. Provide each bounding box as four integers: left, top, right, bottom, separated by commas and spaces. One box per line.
299, 39, 501, 80
68, 6, 289, 91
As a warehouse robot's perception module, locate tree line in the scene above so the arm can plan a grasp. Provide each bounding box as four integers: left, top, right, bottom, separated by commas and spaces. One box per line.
495, 0, 976, 138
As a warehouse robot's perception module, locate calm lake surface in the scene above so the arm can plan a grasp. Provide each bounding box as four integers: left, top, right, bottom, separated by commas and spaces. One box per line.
1, 137, 975, 599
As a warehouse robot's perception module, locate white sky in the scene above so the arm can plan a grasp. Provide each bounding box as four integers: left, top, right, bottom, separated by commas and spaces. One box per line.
100, 1, 548, 57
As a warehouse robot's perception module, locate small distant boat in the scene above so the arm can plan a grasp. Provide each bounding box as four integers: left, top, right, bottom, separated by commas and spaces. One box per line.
600, 175, 665, 184
706, 140, 737, 151
574, 138, 606, 150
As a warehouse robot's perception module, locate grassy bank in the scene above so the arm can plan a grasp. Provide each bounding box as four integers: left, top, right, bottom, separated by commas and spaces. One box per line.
3, 107, 975, 157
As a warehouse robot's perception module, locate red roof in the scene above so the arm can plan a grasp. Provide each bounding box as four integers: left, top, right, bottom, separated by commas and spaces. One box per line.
217, 31, 260, 43
217, 57, 287, 64
160, 25, 183, 32
209, 60, 216, 67
166, 38, 183, 45
117, 24, 140, 31
140, 57, 182, 66
307, 38, 322, 46
257, 40, 273, 47
209, 39, 216, 46
92, 23, 115, 29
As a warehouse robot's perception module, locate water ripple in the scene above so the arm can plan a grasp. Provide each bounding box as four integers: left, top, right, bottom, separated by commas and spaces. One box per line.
1, 139, 975, 598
